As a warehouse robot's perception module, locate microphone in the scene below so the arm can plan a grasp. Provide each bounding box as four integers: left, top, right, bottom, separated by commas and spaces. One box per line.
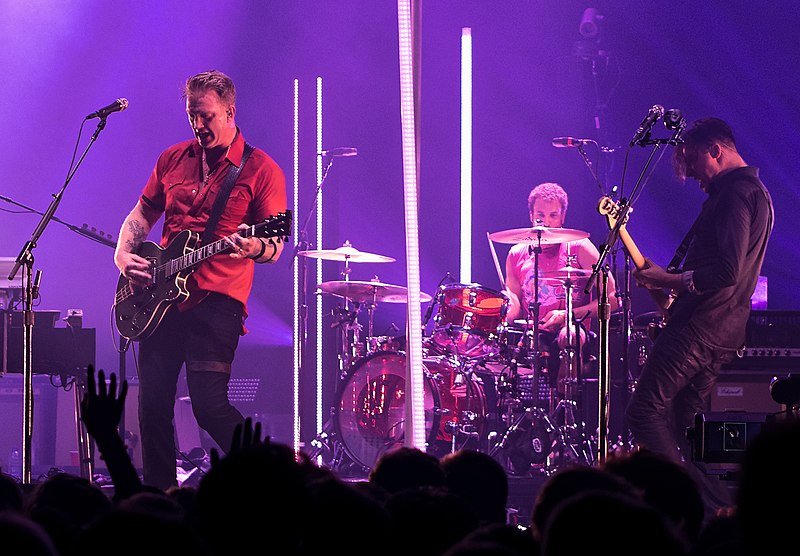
85, 98, 129, 120
629, 104, 664, 146
318, 147, 358, 157
31, 269, 42, 300
552, 136, 594, 148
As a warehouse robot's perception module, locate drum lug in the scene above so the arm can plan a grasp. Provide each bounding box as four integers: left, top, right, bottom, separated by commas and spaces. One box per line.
464, 311, 474, 327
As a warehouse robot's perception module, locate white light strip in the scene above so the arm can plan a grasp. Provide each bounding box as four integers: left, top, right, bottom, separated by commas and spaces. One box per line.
397, 0, 426, 451
460, 27, 473, 284
292, 79, 301, 454
316, 76, 324, 438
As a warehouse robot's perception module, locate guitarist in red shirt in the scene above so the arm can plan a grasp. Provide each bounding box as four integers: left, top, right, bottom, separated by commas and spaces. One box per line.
624, 117, 773, 519
113, 70, 288, 490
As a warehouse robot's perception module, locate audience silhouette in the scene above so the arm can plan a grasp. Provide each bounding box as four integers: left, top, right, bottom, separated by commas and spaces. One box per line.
541, 490, 689, 556
601, 448, 706, 545
736, 417, 800, 556
4, 363, 796, 556
368, 446, 445, 494
441, 449, 510, 526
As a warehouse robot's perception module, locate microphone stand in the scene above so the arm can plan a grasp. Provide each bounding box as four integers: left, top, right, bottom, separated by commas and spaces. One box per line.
290, 155, 340, 463
575, 143, 608, 197
586, 123, 685, 463
7, 116, 111, 483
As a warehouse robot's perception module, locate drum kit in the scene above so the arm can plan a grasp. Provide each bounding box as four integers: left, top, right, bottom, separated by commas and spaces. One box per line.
301, 226, 642, 477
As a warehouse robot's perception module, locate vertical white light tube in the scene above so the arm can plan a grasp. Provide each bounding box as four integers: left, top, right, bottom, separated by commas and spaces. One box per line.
315, 77, 324, 438
397, 0, 426, 450
292, 79, 301, 454
460, 27, 473, 284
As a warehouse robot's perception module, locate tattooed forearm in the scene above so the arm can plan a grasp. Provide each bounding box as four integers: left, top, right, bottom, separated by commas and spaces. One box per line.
125, 220, 147, 250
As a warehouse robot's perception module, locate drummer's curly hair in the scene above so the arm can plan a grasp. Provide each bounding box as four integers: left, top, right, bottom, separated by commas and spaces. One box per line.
528, 182, 568, 214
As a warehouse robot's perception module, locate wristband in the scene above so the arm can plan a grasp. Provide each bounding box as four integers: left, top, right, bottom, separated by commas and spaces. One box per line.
249, 238, 267, 260
263, 239, 279, 262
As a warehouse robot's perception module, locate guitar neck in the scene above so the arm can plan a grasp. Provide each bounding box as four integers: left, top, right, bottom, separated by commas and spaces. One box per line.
618, 227, 647, 270
597, 197, 673, 314
618, 227, 673, 312
164, 229, 251, 278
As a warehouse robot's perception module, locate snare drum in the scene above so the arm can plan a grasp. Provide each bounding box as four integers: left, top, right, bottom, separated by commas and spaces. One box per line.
429, 283, 508, 359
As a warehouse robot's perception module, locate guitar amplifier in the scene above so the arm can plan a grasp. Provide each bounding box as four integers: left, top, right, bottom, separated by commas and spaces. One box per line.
722, 310, 800, 371
1, 311, 95, 376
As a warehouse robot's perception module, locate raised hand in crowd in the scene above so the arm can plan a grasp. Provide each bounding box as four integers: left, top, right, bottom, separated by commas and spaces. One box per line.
80, 364, 143, 500
209, 416, 270, 467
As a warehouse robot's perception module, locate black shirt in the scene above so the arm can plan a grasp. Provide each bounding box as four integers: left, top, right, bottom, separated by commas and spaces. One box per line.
668, 166, 773, 350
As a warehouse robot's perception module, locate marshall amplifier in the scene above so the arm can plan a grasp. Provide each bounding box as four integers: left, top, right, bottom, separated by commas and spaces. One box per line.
722, 310, 800, 371
712, 311, 800, 414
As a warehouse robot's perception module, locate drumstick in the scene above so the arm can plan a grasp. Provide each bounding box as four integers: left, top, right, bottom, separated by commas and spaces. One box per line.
487, 232, 505, 288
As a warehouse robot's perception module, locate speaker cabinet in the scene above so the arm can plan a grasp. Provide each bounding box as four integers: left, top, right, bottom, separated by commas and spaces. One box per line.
710, 369, 781, 414
0, 374, 58, 477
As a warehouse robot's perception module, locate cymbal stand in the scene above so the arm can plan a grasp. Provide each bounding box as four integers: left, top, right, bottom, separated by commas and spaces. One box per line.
501, 228, 544, 417
548, 271, 594, 468
308, 291, 360, 470
489, 231, 549, 474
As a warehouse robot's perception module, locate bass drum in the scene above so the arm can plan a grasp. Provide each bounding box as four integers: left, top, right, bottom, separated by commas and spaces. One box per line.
334, 351, 486, 471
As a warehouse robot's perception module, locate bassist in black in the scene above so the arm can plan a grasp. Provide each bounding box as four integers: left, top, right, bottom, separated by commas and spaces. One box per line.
113, 70, 288, 490
625, 117, 773, 520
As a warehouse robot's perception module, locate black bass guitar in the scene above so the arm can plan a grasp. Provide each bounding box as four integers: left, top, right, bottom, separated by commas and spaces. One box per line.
597, 197, 675, 337
113, 210, 291, 341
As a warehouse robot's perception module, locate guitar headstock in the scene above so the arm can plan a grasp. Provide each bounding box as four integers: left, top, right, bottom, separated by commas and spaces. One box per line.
255, 210, 293, 240
596, 196, 631, 230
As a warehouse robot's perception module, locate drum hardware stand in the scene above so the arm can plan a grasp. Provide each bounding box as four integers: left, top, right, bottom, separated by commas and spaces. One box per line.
587, 255, 616, 464
489, 404, 560, 476
331, 304, 362, 377
489, 230, 555, 475
305, 408, 348, 469
543, 266, 595, 468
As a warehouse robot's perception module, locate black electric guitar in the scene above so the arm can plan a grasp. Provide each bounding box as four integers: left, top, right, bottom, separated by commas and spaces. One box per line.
113, 210, 292, 341
597, 197, 675, 333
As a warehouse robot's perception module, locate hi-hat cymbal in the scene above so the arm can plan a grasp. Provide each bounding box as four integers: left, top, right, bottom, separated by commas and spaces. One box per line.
488, 226, 589, 245
298, 243, 396, 263
539, 266, 594, 283
317, 280, 433, 303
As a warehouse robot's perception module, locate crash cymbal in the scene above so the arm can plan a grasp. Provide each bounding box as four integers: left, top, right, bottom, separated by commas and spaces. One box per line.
317, 280, 433, 303
298, 242, 396, 263
488, 226, 589, 245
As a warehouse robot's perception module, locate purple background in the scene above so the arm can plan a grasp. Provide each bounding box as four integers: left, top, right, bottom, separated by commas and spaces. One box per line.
1, 1, 797, 445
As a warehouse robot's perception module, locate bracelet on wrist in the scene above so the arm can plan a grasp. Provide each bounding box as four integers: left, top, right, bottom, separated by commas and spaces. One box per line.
264, 239, 279, 262
250, 238, 267, 260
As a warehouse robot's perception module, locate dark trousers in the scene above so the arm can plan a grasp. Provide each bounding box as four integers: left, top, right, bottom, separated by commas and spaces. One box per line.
138, 293, 246, 490
625, 321, 736, 516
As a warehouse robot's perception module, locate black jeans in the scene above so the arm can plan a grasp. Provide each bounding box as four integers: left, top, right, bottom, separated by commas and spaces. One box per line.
625, 321, 736, 515
138, 293, 245, 490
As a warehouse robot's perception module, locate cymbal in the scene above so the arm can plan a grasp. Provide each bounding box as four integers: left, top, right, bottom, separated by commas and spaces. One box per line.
317, 280, 433, 303
488, 226, 589, 245
633, 310, 664, 328
298, 244, 396, 263
539, 266, 594, 283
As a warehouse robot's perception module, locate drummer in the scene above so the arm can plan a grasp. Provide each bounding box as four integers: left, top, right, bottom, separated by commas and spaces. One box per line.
503, 182, 619, 392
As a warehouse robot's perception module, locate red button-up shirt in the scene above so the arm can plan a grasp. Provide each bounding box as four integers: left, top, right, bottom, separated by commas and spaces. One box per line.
140, 130, 287, 326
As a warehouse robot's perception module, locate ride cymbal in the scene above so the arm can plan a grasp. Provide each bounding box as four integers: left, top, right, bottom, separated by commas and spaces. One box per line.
488, 226, 589, 245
